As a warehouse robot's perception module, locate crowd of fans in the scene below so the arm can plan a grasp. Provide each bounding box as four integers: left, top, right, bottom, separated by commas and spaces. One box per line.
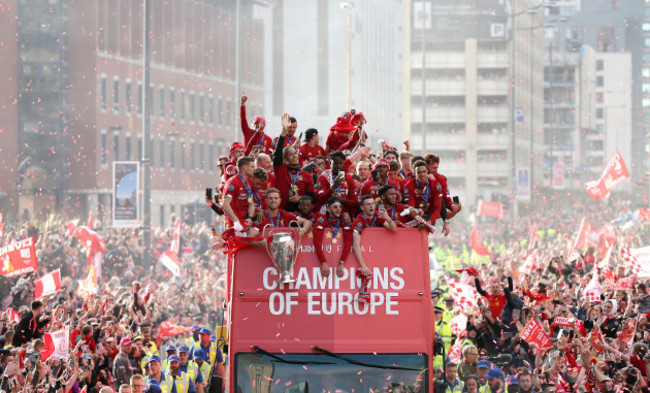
1, 91, 649, 393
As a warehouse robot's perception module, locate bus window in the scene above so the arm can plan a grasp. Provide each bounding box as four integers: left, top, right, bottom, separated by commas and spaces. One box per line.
235, 352, 428, 393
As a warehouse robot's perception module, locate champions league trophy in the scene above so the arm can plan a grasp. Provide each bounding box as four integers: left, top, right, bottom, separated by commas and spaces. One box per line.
263, 223, 302, 284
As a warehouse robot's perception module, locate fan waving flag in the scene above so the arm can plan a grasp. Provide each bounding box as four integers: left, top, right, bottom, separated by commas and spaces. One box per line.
159, 218, 182, 276
35, 269, 62, 298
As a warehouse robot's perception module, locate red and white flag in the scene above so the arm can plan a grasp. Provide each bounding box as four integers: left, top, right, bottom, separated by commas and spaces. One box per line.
447, 277, 480, 313
585, 152, 630, 199
34, 269, 62, 298
76, 265, 97, 299
520, 318, 553, 352
621, 247, 650, 277
6, 309, 20, 324
476, 200, 504, 219
449, 314, 468, 337
584, 264, 602, 302
573, 218, 597, 251
42, 326, 70, 361
0, 237, 38, 277
159, 218, 182, 277
66, 219, 79, 237
158, 320, 192, 338
521, 251, 539, 275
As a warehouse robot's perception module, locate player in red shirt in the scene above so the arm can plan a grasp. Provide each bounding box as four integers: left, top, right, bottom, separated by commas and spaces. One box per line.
312, 197, 353, 278
272, 114, 315, 212
403, 161, 448, 233
219, 142, 246, 194
377, 185, 421, 226
351, 195, 397, 276
272, 116, 299, 150
359, 160, 401, 202
314, 151, 358, 219
254, 188, 312, 234
425, 154, 462, 219
222, 156, 257, 236
325, 111, 364, 154
240, 92, 273, 155
299, 128, 326, 166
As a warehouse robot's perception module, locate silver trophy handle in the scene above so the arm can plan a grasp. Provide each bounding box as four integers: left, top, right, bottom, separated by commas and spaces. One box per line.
288, 220, 303, 266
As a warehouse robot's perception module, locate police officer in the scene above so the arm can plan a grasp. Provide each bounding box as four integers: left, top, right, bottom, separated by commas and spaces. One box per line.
434, 306, 454, 368
177, 346, 204, 388
162, 345, 177, 371
192, 349, 212, 387
168, 354, 197, 393
145, 356, 172, 393
442, 297, 455, 324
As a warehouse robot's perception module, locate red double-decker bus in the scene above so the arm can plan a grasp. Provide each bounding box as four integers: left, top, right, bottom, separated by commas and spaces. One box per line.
225, 228, 434, 393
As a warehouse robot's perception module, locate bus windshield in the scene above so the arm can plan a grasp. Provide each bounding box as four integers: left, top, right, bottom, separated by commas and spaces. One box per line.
235, 352, 428, 393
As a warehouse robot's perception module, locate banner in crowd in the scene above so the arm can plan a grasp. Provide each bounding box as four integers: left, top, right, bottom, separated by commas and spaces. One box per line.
521, 252, 539, 274
516, 167, 531, 201
42, 326, 70, 361
476, 200, 503, 219
35, 269, 62, 299
113, 161, 139, 228
77, 265, 97, 299
621, 247, 650, 277
520, 318, 552, 352
159, 218, 182, 277
585, 152, 630, 200
158, 320, 192, 338
0, 237, 38, 277
573, 218, 597, 251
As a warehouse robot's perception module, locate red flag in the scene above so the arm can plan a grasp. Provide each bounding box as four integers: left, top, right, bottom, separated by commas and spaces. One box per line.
456, 266, 480, 277
596, 224, 616, 258
574, 218, 597, 251
520, 319, 552, 352
476, 200, 503, 219
159, 218, 182, 276
42, 326, 70, 361
157, 320, 192, 338
66, 219, 79, 237
34, 269, 62, 298
87, 211, 94, 230
585, 152, 630, 199
0, 237, 38, 277
470, 226, 490, 256
6, 309, 20, 324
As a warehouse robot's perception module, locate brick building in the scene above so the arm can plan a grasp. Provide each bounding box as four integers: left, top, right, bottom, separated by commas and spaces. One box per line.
0, 0, 264, 226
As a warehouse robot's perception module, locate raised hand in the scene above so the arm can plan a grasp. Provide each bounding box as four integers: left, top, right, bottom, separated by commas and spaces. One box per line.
240, 90, 247, 106
281, 113, 291, 135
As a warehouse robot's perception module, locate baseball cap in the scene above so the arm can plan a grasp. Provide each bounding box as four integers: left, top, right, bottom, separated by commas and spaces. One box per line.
193, 349, 209, 361
165, 345, 177, 352
444, 297, 454, 303
199, 328, 211, 335
477, 360, 491, 369
178, 346, 189, 353
143, 379, 162, 393
133, 335, 143, 342
168, 355, 180, 363
191, 325, 201, 332
487, 367, 504, 379
434, 306, 444, 313
148, 355, 161, 364
120, 337, 132, 346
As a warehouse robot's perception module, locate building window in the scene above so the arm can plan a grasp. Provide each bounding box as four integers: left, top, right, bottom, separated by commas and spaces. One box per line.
125, 134, 132, 161
200, 141, 205, 170
596, 93, 604, 103
643, 98, 650, 107
136, 82, 143, 115
644, 22, 650, 31
199, 94, 205, 123
596, 76, 603, 87
180, 90, 186, 121
180, 139, 186, 171
159, 86, 166, 118
113, 78, 120, 112
160, 205, 165, 227
149, 84, 155, 117
125, 81, 132, 115
149, 138, 154, 168
645, 38, 650, 48
100, 76, 107, 111
170, 88, 176, 119
218, 97, 223, 125
190, 91, 196, 122
169, 137, 176, 168
226, 99, 232, 126
159, 139, 165, 168
208, 95, 214, 125
100, 130, 108, 165
596, 108, 603, 119
643, 83, 650, 93
112, 131, 120, 160
208, 142, 214, 171
137, 135, 143, 161
596, 60, 604, 71
190, 140, 196, 169
644, 68, 650, 78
